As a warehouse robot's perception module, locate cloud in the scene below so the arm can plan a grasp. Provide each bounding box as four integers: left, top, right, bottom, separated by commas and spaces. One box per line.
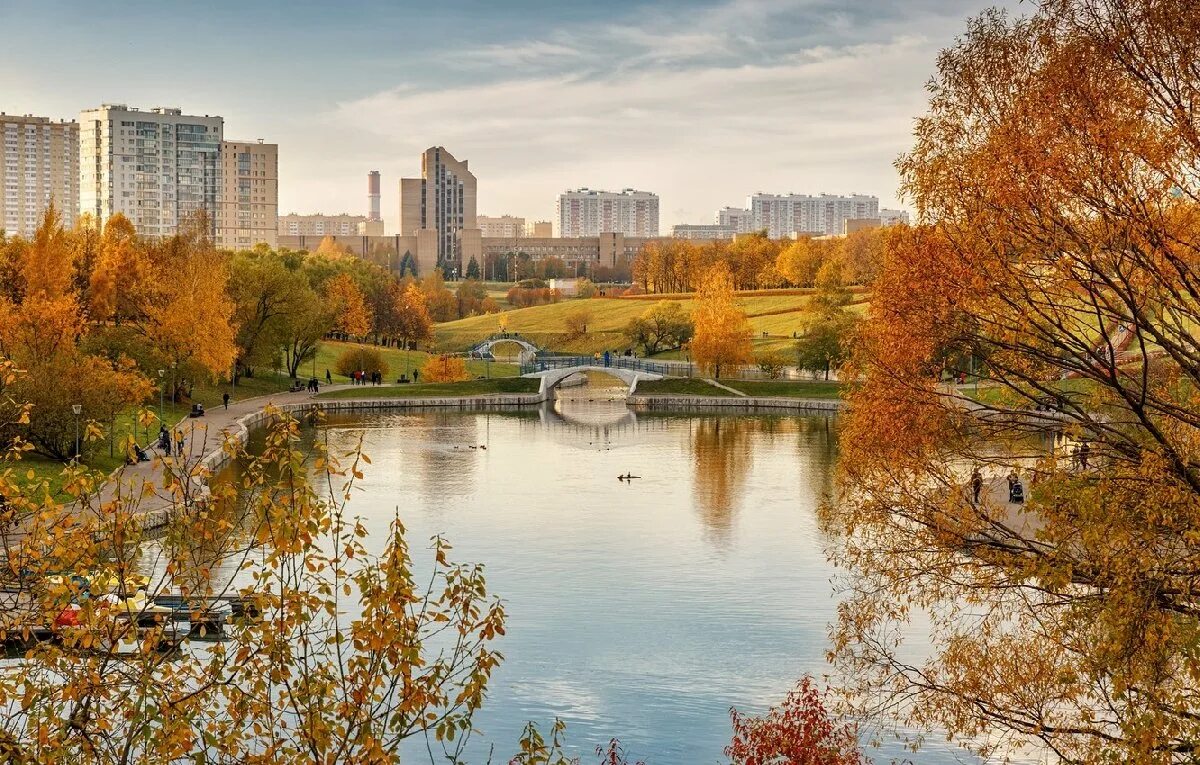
289, 0, 1020, 228
327, 34, 930, 228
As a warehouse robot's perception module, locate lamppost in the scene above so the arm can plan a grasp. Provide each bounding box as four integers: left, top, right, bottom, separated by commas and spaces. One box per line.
158, 369, 165, 422
71, 403, 82, 460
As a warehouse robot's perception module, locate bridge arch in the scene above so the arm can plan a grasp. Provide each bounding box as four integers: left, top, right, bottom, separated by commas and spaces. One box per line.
468, 334, 542, 361
523, 364, 664, 394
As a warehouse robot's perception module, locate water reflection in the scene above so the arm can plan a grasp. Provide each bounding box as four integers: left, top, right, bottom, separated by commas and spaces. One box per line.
173, 377, 973, 764
689, 417, 754, 546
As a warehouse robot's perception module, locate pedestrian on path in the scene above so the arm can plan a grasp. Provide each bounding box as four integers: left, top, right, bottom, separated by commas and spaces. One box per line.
413, 369, 419, 383
158, 425, 170, 453
222, 392, 230, 410
970, 469, 983, 506
325, 369, 332, 384
174, 430, 185, 457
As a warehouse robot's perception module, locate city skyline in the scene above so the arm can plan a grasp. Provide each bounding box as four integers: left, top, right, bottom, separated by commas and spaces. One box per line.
0, 0, 1018, 231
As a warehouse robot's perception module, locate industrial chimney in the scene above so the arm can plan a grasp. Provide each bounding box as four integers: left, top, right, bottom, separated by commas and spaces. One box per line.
367, 170, 381, 222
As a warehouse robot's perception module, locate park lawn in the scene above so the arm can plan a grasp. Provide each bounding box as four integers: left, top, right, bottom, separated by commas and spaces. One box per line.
316, 377, 540, 399
314, 341, 518, 381
433, 293, 817, 352
634, 378, 737, 396
723, 380, 845, 399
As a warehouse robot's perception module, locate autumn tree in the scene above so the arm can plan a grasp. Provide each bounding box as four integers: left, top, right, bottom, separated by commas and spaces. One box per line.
229, 252, 311, 378
281, 288, 334, 379
690, 263, 752, 378
827, 3, 1200, 762
138, 217, 238, 400
0, 374, 506, 763
727, 677, 868, 765
421, 269, 458, 322
456, 278, 488, 318
563, 309, 591, 339
0, 208, 150, 458
325, 272, 372, 339
89, 213, 152, 325
386, 281, 434, 352
421, 354, 470, 383
623, 301, 693, 355
776, 237, 841, 288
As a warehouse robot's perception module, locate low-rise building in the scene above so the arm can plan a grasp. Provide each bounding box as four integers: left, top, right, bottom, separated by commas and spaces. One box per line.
528, 220, 553, 237
672, 223, 736, 240
478, 214, 526, 238
278, 213, 366, 238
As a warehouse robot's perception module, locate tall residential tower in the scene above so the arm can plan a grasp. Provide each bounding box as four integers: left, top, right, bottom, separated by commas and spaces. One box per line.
79, 104, 223, 238
0, 113, 79, 238
399, 146, 477, 272
218, 139, 278, 249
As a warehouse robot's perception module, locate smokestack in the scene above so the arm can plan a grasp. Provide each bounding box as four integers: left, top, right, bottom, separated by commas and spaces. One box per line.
368, 170, 381, 222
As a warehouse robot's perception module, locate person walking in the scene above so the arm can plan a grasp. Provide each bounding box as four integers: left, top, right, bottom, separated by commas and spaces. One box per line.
970, 469, 983, 506
174, 429, 185, 457
1078, 441, 1090, 469
412, 369, 419, 383
158, 425, 170, 454
222, 392, 230, 410
325, 369, 332, 384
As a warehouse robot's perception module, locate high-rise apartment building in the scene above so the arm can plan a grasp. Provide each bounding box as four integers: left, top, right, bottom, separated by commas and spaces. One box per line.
717, 206, 755, 234
277, 213, 366, 237
557, 188, 659, 238
399, 146, 478, 269
79, 104, 223, 238
217, 139, 277, 249
750, 193, 878, 238
478, 214, 525, 238
0, 114, 79, 238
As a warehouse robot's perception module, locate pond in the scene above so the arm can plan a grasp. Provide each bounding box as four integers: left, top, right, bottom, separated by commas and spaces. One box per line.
166, 376, 979, 763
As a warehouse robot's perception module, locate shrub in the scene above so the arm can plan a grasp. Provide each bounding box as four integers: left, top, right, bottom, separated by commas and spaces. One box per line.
335, 346, 389, 379
756, 349, 793, 379
563, 309, 591, 339
575, 278, 598, 299
420, 355, 469, 383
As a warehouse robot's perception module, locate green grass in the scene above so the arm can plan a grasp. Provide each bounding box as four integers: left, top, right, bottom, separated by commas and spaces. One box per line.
433, 293, 819, 353
723, 379, 844, 399
316, 377, 540, 399
313, 341, 519, 382
633, 378, 736, 396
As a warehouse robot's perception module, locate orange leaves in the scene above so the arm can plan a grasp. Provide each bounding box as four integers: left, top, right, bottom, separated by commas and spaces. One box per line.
325, 272, 373, 338
420, 355, 470, 384
690, 262, 753, 378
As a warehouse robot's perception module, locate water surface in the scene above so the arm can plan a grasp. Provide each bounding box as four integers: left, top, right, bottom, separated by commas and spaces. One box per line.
278, 379, 975, 764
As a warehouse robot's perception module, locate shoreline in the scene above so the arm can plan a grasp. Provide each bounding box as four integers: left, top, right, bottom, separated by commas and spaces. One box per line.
113, 388, 845, 533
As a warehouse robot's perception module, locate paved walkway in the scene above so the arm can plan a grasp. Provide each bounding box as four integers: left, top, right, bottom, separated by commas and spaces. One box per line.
91, 383, 357, 524
703, 378, 748, 397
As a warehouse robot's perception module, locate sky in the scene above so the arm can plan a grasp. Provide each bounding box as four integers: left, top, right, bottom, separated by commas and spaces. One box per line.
0, 0, 1021, 232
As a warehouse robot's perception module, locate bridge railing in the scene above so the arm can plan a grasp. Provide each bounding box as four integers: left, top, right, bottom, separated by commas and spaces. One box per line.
520, 355, 675, 377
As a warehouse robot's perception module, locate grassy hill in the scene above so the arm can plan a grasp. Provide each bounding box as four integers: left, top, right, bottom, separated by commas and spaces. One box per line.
433, 291, 825, 354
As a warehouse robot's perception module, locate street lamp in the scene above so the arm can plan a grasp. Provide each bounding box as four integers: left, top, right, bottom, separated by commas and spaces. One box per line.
71, 403, 82, 460
158, 369, 165, 422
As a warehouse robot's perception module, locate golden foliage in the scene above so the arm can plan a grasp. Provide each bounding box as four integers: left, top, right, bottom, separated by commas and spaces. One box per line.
325, 273, 372, 338
420, 355, 470, 384
828, 3, 1200, 762
689, 263, 753, 377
